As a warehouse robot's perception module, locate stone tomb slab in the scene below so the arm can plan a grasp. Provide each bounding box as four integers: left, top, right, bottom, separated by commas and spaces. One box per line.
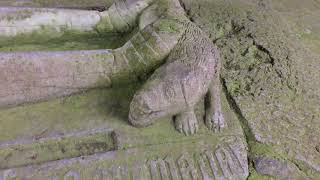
1, 136, 248, 180
0, 84, 248, 179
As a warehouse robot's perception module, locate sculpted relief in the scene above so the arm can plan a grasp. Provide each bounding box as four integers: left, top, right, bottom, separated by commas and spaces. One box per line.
0, 1, 242, 179
0, 137, 248, 180
0, 0, 225, 135
4, 0, 319, 179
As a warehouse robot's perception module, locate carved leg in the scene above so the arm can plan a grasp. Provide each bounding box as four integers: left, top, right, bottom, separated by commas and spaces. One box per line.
0, 0, 153, 37
205, 77, 226, 132
175, 108, 199, 136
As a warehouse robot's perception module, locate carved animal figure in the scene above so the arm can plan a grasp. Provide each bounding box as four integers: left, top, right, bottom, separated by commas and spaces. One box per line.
0, 0, 225, 135
129, 0, 225, 135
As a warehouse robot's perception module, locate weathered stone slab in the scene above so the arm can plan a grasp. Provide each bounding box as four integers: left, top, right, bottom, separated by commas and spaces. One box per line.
0, 130, 115, 169
253, 156, 309, 180
0, 79, 248, 179
0, 136, 248, 180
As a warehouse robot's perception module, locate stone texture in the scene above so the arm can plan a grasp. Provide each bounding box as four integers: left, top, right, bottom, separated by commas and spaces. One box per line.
0, 0, 320, 179
0, 81, 249, 179
0, 136, 247, 180
180, 0, 320, 178
0, 131, 115, 169
0, 2, 185, 108
0, 1, 245, 179
0, 0, 152, 37
129, 17, 224, 135
253, 156, 309, 180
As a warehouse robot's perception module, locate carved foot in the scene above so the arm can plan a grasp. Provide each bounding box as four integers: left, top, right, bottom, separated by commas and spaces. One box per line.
205, 109, 225, 132
175, 109, 199, 136
205, 73, 226, 132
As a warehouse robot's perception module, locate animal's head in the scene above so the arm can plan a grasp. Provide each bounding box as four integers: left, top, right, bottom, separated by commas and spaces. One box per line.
128, 81, 186, 127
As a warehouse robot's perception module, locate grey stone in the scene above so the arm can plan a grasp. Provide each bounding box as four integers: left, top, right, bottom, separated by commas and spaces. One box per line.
0, 0, 320, 179
253, 156, 309, 180
0, 0, 184, 108
180, 0, 320, 178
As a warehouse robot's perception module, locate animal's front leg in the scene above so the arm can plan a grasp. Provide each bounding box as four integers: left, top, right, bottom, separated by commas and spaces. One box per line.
205, 75, 226, 132
175, 108, 199, 136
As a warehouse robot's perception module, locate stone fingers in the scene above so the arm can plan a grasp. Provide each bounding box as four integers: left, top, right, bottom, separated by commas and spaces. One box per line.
205, 109, 225, 133
206, 112, 225, 133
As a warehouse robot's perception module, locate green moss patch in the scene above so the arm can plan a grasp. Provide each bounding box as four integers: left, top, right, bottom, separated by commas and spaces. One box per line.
0, 131, 115, 169
0, 30, 129, 52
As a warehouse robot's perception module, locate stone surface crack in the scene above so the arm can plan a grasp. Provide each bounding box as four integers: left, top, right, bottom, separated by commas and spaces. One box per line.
221, 77, 265, 179
247, 33, 275, 66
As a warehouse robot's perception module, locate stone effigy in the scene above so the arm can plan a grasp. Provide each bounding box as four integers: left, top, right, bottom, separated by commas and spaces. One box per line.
2, 0, 319, 179
129, 18, 225, 134
0, 0, 225, 135
0, 0, 162, 107
0, 0, 250, 179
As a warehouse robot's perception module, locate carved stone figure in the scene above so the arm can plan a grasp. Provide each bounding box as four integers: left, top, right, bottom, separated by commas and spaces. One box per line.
0, 0, 225, 135
126, 0, 225, 135
1, 0, 319, 179
128, 6, 225, 134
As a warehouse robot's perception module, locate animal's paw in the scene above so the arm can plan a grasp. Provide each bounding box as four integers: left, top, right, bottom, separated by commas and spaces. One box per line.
205, 110, 225, 133
175, 110, 199, 136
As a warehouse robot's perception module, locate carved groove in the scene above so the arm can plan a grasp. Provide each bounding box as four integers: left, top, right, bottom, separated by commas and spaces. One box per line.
177, 153, 198, 180
129, 41, 148, 66
151, 31, 171, 52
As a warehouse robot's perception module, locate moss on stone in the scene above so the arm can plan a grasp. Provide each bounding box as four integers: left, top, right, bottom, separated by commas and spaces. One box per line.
248, 166, 276, 180
94, 13, 115, 34
2, 9, 34, 21
155, 18, 180, 33
0, 29, 126, 52
0, 54, 248, 171
0, 0, 319, 178
248, 141, 292, 162
0, 131, 115, 169
180, 0, 320, 178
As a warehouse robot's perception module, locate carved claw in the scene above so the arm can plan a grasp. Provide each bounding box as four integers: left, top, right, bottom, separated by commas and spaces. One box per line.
175, 110, 199, 136
205, 110, 225, 133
